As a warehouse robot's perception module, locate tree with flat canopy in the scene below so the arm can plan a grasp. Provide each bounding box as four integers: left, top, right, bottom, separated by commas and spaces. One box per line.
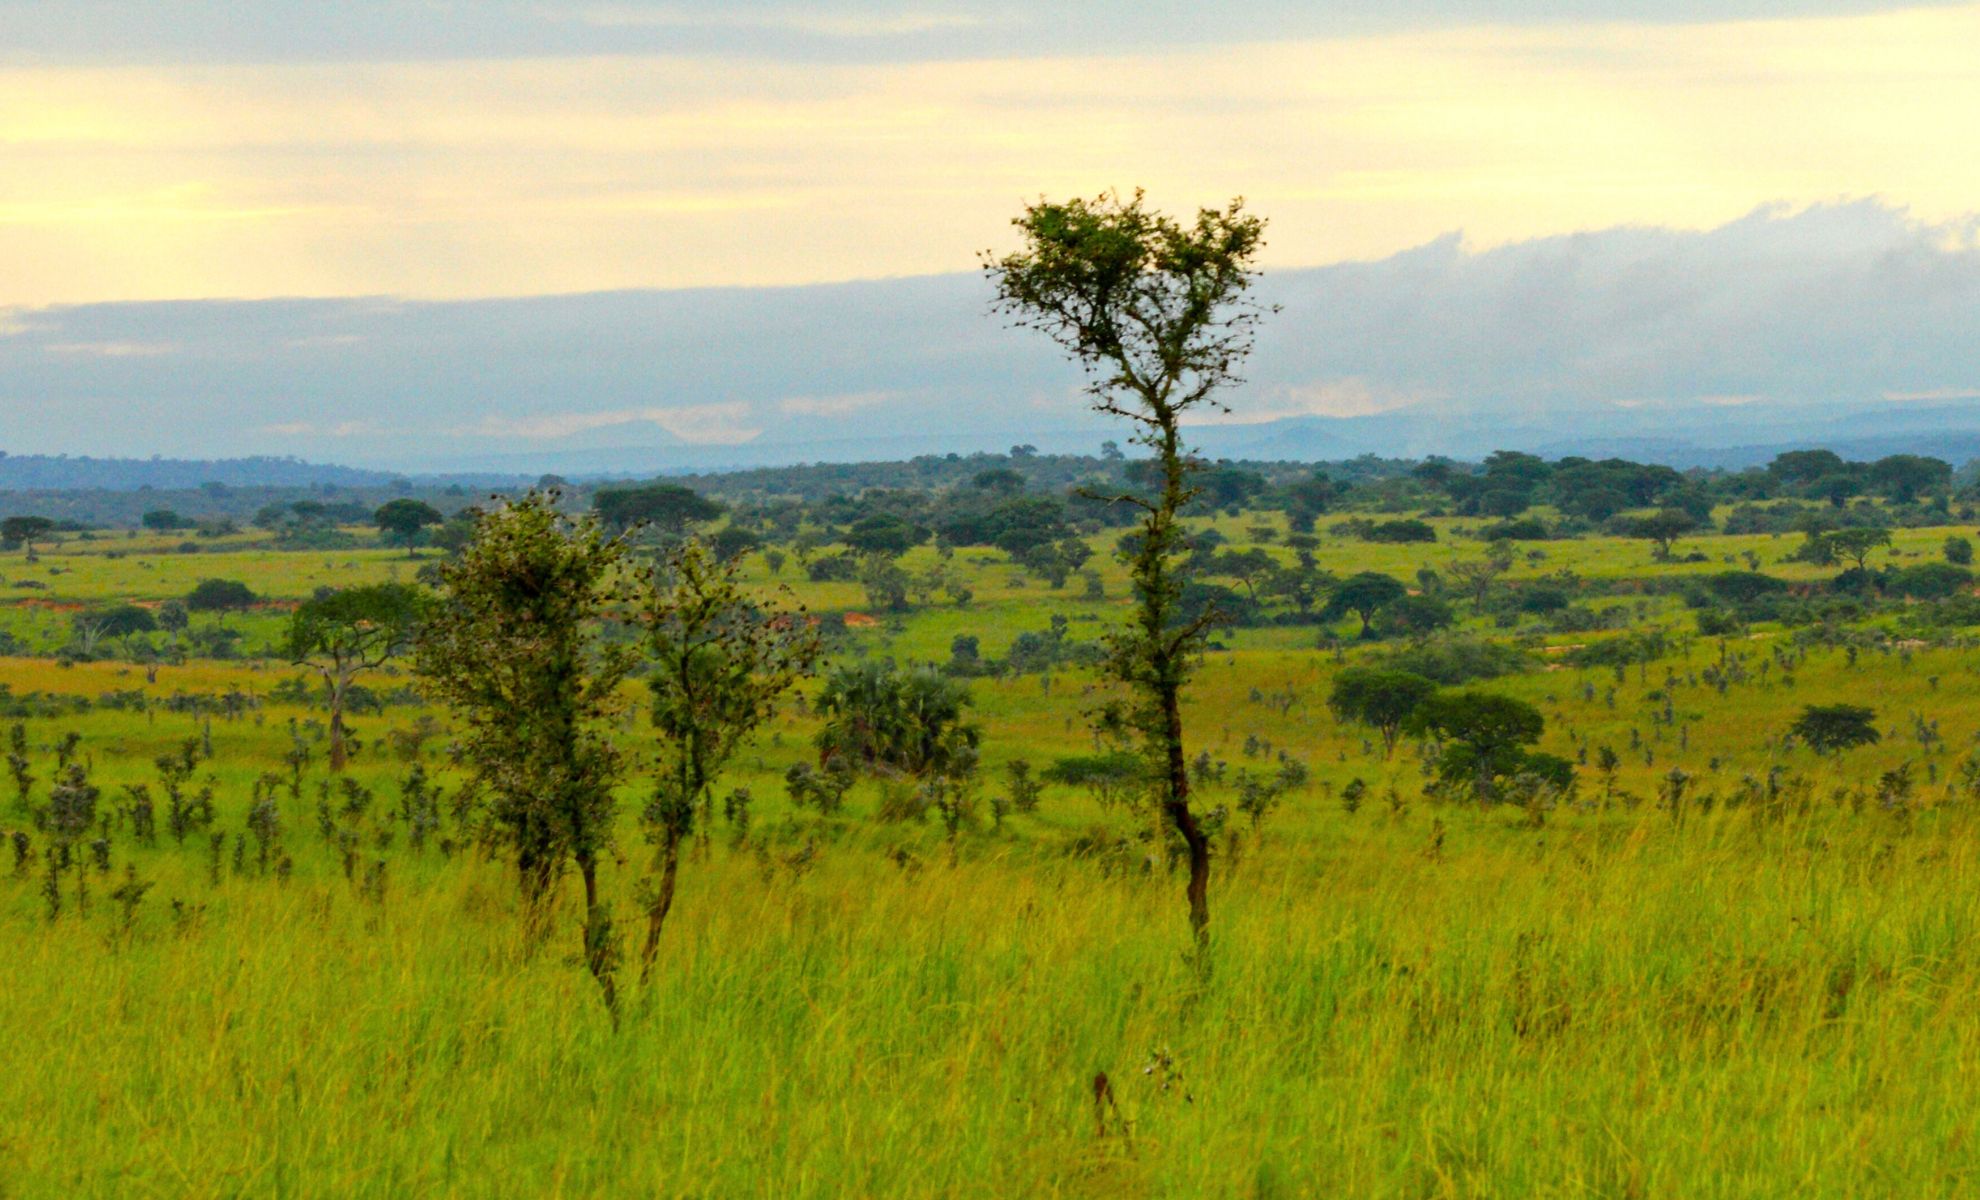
593, 482, 725, 536
1328, 667, 1436, 758
1789, 704, 1880, 755
286, 583, 427, 772
1, 515, 54, 559
1825, 526, 1892, 572
374, 498, 445, 555
1322, 571, 1407, 639
986, 189, 1271, 951
1612, 508, 1699, 561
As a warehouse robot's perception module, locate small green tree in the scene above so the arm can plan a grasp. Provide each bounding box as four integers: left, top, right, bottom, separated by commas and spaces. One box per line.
93, 603, 157, 652
1612, 509, 1699, 560
1789, 704, 1880, 755
594, 482, 724, 535
1, 516, 55, 558
1322, 572, 1407, 639
1826, 527, 1892, 572
816, 660, 979, 777
986, 190, 1269, 949
637, 539, 818, 981
1327, 668, 1436, 758
415, 493, 633, 1015
185, 578, 256, 615
1408, 690, 1550, 802
286, 584, 427, 771
374, 498, 445, 554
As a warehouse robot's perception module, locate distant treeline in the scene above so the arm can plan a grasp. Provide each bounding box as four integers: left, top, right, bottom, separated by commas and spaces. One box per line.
4, 443, 1978, 532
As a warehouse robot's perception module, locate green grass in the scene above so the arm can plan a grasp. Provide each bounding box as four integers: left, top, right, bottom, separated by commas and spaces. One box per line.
4, 517, 1980, 1196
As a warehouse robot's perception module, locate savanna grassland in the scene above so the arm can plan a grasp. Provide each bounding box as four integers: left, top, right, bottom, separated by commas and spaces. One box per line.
5, 497, 1980, 1199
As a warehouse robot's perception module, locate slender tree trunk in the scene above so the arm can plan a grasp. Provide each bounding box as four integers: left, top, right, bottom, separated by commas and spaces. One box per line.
1161, 677, 1211, 947
1151, 415, 1210, 950
325, 668, 350, 772
638, 831, 682, 984
579, 852, 619, 1023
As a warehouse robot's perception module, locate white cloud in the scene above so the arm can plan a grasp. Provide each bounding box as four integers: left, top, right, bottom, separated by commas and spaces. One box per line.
1191, 378, 1430, 424
256, 420, 375, 437
557, 5, 990, 37
41, 340, 175, 357
1883, 388, 1980, 402
471, 403, 762, 445
776, 391, 896, 417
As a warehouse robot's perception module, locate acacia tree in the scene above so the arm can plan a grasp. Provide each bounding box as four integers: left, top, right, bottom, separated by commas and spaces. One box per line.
415, 492, 633, 1014
286, 583, 426, 771
1, 515, 54, 558
374, 498, 445, 555
986, 190, 1270, 947
1322, 571, 1407, 639
638, 539, 818, 982
1789, 704, 1880, 755
1328, 667, 1436, 758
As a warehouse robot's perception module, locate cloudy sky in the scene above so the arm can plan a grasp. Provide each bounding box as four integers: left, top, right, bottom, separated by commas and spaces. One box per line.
4, 2, 1980, 464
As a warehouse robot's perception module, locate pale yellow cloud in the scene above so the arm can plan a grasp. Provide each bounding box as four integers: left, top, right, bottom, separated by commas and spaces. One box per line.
2, 5, 1978, 304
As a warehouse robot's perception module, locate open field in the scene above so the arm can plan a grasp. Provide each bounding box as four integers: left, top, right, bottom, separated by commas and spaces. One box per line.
5, 503, 1980, 1197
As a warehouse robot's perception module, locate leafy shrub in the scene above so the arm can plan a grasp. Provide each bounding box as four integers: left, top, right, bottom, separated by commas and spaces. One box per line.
1379, 635, 1531, 684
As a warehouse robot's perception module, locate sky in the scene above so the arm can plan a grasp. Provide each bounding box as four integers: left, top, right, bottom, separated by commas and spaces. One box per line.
4, 1, 1980, 464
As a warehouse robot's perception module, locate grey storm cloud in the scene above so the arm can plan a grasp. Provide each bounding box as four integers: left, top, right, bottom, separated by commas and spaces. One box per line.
4, 201, 1979, 470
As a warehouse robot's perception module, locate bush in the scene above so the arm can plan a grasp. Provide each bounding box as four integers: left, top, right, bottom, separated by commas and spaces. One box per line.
185, 578, 255, 612
1889, 562, 1972, 600
1479, 517, 1550, 542
1380, 635, 1531, 684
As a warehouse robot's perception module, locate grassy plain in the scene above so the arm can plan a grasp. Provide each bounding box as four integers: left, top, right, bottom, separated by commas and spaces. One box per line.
4, 513, 1980, 1197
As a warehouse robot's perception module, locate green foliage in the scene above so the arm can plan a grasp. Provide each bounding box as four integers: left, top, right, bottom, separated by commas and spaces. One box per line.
1327, 668, 1436, 757
986, 188, 1270, 946
1322, 571, 1408, 638
816, 660, 980, 778
285, 583, 427, 771
414, 492, 632, 907
1407, 689, 1555, 801
373, 498, 445, 550
185, 578, 256, 613
1379, 635, 1532, 685
593, 482, 725, 534
1789, 704, 1881, 755
637, 538, 819, 974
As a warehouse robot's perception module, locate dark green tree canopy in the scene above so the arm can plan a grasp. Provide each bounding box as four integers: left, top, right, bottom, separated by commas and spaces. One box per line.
840, 512, 925, 557
374, 498, 445, 548
92, 603, 158, 641
1, 515, 54, 551
1322, 571, 1408, 638
285, 583, 427, 665
1789, 704, 1880, 754
1327, 668, 1437, 757
816, 659, 979, 778
185, 578, 256, 613
594, 482, 725, 534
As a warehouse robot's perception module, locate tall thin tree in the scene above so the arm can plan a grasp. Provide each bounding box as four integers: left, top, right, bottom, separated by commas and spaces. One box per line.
637, 539, 818, 983
985, 190, 1271, 947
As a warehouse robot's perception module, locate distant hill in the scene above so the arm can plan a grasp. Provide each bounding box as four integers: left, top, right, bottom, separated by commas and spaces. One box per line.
0, 453, 399, 491
0, 452, 529, 493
